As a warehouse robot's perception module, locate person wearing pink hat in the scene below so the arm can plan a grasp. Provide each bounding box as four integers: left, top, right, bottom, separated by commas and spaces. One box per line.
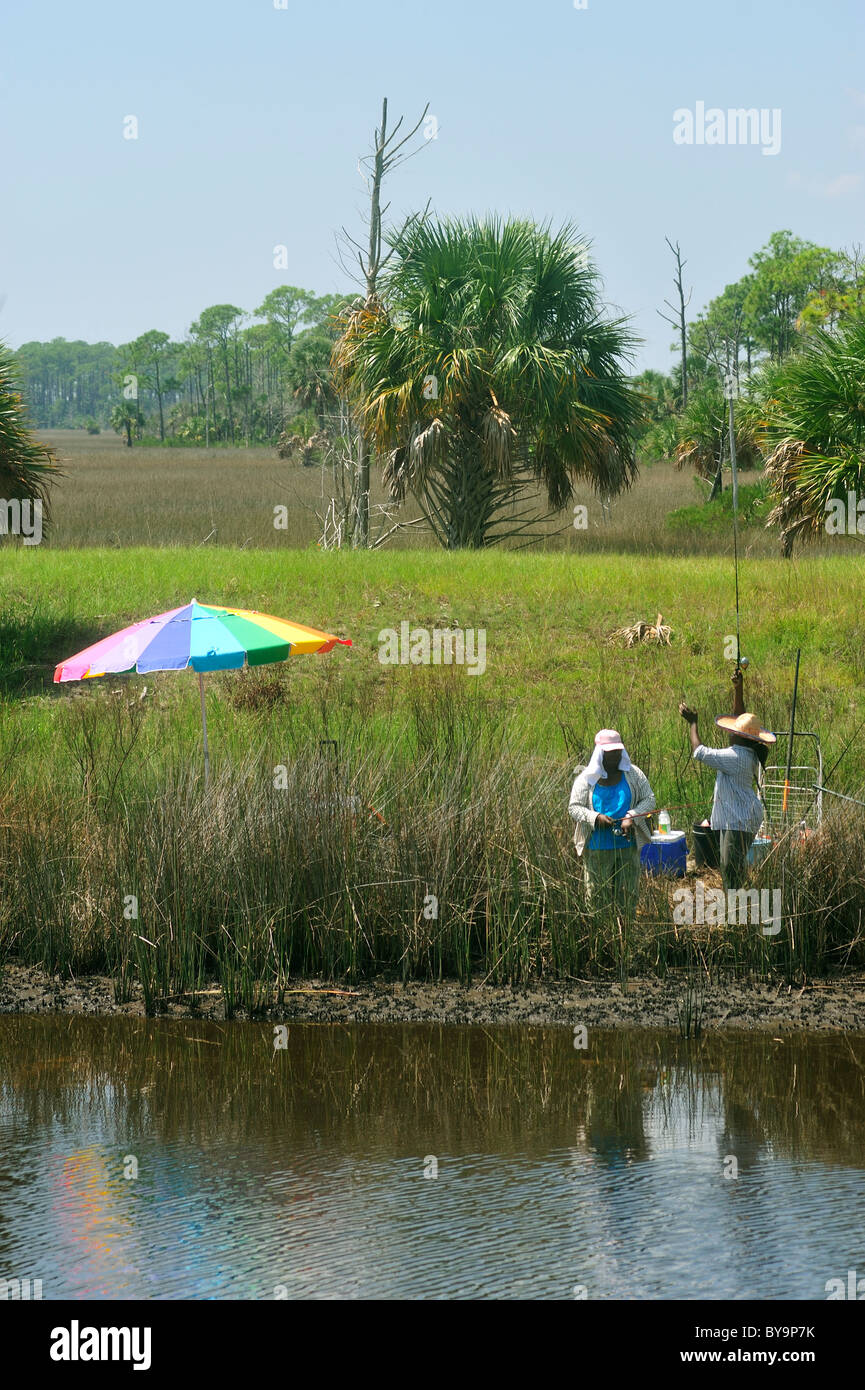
569, 729, 656, 912
679, 671, 776, 891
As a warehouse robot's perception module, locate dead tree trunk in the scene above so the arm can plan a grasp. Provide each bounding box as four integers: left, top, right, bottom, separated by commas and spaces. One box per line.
341, 96, 430, 547
658, 237, 692, 409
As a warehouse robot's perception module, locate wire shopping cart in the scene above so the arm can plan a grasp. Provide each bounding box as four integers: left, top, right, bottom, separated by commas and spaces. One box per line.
759, 730, 823, 832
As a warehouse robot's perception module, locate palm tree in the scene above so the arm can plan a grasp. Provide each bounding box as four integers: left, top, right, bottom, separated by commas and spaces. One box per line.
674, 378, 764, 488
110, 401, 143, 448
0, 342, 60, 526
762, 315, 865, 555
285, 327, 338, 430
333, 216, 644, 548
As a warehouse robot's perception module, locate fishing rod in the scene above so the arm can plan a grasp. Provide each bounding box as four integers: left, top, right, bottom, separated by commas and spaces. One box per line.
795, 708, 865, 823
819, 786, 865, 810
726, 367, 743, 675
782, 647, 801, 819
725, 346, 860, 827
822, 712, 865, 787
607, 812, 656, 838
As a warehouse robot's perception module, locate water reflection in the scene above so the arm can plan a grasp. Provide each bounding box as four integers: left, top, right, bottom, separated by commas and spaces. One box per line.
0, 1018, 863, 1299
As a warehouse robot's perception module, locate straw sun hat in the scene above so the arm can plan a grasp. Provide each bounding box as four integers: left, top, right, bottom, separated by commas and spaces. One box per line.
715, 712, 776, 745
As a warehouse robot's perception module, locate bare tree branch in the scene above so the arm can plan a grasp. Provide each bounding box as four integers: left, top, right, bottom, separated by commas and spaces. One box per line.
334, 97, 432, 546
657, 236, 692, 408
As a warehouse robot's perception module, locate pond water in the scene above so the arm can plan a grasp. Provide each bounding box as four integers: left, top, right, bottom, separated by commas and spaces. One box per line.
1, 1017, 863, 1300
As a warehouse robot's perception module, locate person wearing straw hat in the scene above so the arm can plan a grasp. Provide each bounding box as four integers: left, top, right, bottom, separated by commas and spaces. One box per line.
679, 674, 776, 891
569, 730, 656, 912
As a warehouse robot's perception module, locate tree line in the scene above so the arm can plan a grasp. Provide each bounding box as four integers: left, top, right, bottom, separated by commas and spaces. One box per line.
15, 288, 349, 445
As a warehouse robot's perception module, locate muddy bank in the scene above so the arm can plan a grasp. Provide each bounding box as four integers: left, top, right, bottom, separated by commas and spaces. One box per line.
2, 961, 865, 1030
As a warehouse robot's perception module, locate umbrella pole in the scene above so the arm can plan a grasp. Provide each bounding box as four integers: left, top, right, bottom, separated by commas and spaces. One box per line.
198, 671, 210, 789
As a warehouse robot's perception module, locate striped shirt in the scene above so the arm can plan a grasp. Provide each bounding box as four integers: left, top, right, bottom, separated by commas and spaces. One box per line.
693, 743, 763, 832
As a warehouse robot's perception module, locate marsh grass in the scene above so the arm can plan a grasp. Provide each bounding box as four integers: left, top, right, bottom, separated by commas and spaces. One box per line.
2, 702, 864, 1009
34, 431, 862, 556
677, 970, 706, 1038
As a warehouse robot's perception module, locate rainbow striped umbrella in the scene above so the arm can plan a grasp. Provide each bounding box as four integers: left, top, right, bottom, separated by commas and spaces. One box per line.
54, 598, 352, 783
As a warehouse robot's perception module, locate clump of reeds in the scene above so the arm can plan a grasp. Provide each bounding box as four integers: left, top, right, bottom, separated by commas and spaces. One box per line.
677, 975, 706, 1038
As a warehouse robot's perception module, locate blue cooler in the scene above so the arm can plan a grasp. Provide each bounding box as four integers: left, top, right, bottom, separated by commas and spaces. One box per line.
641, 830, 687, 877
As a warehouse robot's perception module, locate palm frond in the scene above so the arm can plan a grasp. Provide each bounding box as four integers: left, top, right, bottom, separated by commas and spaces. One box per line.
761, 313, 865, 549
0, 342, 62, 522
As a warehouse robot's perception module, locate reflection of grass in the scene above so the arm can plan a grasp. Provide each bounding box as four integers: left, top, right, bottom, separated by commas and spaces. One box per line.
2, 1016, 864, 1170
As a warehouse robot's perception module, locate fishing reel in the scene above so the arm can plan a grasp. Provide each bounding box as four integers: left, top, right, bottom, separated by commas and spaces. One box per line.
611, 818, 634, 839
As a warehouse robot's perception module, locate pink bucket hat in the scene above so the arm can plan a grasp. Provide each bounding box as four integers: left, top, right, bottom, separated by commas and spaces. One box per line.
584, 729, 632, 785
594, 729, 626, 751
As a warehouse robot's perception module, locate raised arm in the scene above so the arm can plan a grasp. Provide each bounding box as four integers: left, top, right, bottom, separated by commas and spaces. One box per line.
732, 669, 745, 718
679, 701, 701, 754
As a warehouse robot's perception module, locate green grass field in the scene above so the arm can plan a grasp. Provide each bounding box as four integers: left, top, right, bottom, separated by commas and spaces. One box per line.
3, 543, 865, 791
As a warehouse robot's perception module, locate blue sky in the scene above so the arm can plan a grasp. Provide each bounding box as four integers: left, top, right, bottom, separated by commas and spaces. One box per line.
2, 0, 863, 370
